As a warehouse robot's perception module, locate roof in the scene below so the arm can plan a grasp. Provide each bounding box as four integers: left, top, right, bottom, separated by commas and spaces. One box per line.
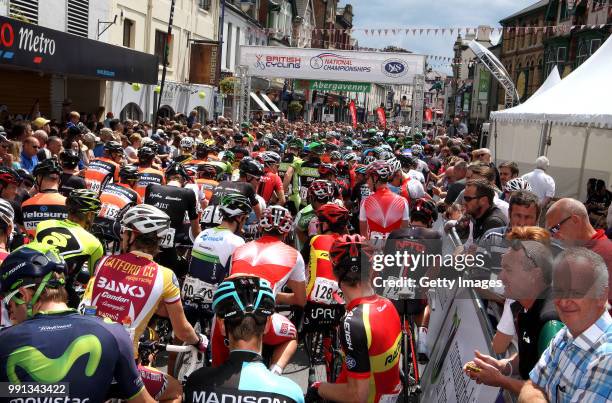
500, 0, 549, 23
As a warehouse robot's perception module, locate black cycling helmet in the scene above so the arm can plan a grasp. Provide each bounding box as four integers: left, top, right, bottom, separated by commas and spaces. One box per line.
198, 164, 219, 180
165, 162, 191, 182
212, 276, 275, 321
0, 243, 66, 316
59, 150, 81, 168
195, 142, 209, 158
410, 198, 438, 226
16, 169, 34, 188
67, 189, 101, 213
239, 157, 264, 178
119, 165, 139, 182
137, 146, 156, 162
104, 141, 124, 154
219, 193, 252, 218
33, 158, 62, 178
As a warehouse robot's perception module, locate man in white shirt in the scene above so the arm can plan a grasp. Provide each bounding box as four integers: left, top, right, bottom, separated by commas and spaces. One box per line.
522, 156, 555, 208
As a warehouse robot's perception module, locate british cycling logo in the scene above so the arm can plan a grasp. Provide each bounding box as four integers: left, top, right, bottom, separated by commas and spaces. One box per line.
345, 355, 357, 370
255, 54, 301, 70
309, 52, 371, 72
382, 58, 408, 78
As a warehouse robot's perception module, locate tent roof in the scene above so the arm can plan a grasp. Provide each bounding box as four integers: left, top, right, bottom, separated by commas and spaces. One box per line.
490, 35, 612, 128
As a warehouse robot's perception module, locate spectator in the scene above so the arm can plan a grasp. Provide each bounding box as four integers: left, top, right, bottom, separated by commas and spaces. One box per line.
33, 130, 50, 161
499, 161, 519, 192
463, 178, 508, 241
0, 139, 19, 169
444, 160, 468, 205
460, 162, 509, 218
47, 136, 63, 159
103, 112, 114, 128
519, 248, 611, 403
20, 137, 40, 173
31, 117, 51, 134
522, 156, 555, 208
66, 111, 80, 129
585, 179, 611, 229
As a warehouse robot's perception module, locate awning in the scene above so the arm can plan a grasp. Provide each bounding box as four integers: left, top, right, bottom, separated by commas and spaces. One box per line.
250, 92, 270, 112
0, 16, 158, 84
260, 93, 281, 113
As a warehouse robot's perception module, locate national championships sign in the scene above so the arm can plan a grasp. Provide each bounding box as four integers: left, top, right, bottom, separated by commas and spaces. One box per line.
240, 46, 426, 84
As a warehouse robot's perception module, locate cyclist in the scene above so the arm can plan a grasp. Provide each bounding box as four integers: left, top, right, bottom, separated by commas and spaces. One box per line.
390, 156, 427, 208
308, 234, 402, 403
134, 146, 165, 200
0, 199, 13, 261
145, 162, 200, 276
0, 243, 154, 402
257, 151, 286, 206
83, 141, 122, 193
22, 158, 68, 239
296, 142, 323, 209
212, 206, 305, 371
58, 149, 86, 197
281, 138, 304, 214
0, 167, 25, 241
80, 204, 206, 401
185, 194, 252, 320
295, 180, 336, 249
93, 165, 142, 252
194, 163, 221, 203
185, 276, 304, 403
359, 160, 410, 245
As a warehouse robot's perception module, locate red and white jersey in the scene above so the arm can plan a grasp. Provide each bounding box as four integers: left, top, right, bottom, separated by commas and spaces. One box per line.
359, 186, 409, 241
229, 235, 306, 295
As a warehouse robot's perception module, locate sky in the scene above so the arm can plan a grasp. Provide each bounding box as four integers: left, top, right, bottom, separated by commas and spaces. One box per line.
346, 0, 537, 73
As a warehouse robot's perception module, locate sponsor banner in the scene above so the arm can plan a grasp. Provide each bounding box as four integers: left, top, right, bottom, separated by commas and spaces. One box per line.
310, 80, 372, 93
241, 46, 425, 84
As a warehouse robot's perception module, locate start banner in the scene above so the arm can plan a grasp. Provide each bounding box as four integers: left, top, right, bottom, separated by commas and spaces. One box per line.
240, 46, 426, 84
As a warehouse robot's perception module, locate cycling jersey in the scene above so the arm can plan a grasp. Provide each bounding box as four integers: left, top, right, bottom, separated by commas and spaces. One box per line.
21, 190, 68, 238
305, 234, 342, 305
0, 251, 9, 329
0, 310, 144, 402
186, 226, 245, 308
185, 350, 304, 403
134, 167, 165, 199
80, 251, 181, 355
280, 154, 303, 212
295, 204, 315, 235
196, 178, 219, 201
59, 172, 86, 197
209, 181, 258, 208
145, 183, 198, 248
258, 171, 283, 204
359, 187, 409, 241
398, 177, 426, 208
84, 157, 120, 193
94, 182, 141, 242
242, 195, 265, 241
337, 295, 402, 403
297, 160, 320, 208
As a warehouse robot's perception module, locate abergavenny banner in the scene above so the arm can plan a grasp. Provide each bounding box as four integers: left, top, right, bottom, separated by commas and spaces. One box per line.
240, 46, 426, 84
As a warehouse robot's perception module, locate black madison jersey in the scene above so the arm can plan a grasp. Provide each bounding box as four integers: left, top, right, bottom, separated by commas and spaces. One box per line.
209, 181, 258, 207
185, 350, 303, 403
145, 184, 198, 247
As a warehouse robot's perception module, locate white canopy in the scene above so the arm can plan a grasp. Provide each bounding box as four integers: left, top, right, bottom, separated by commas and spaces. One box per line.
490, 34, 612, 128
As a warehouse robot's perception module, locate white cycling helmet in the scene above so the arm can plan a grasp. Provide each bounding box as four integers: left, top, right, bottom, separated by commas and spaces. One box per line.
0, 198, 14, 227
122, 204, 171, 237
387, 157, 402, 175
259, 205, 293, 234
505, 177, 532, 193
180, 137, 195, 150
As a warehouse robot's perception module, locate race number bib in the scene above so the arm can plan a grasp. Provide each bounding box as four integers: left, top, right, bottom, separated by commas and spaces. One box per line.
201, 206, 222, 225
99, 203, 121, 220
182, 275, 215, 303
381, 276, 415, 300
87, 180, 102, 193
160, 227, 176, 248
369, 231, 388, 241
311, 277, 338, 304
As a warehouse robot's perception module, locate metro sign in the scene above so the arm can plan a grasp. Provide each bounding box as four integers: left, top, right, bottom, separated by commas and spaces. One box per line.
0, 20, 56, 64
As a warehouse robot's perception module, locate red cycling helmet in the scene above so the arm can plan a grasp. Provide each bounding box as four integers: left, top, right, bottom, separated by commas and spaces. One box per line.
316, 203, 350, 228
366, 160, 393, 182
329, 234, 374, 284
0, 167, 21, 187
308, 180, 335, 203
410, 198, 438, 226
318, 163, 338, 177
335, 160, 350, 176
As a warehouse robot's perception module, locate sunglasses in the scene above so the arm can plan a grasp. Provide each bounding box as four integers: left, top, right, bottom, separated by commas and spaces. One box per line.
510, 239, 539, 268
548, 216, 572, 235
463, 195, 483, 202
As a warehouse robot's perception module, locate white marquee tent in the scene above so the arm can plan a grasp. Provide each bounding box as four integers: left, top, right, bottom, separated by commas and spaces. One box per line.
489, 35, 612, 199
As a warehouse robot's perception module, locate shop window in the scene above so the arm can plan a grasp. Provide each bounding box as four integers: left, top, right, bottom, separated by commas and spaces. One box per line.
123, 19, 134, 48
9, 0, 38, 25
155, 30, 173, 66
67, 0, 89, 38
198, 0, 211, 11
120, 103, 143, 122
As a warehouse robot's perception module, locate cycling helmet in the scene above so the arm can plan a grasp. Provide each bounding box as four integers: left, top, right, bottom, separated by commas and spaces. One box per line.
222, 150, 236, 164
141, 137, 157, 149
122, 204, 170, 238
33, 158, 62, 177
316, 203, 350, 228
307, 142, 325, 155
362, 155, 376, 165
387, 157, 402, 174
329, 234, 373, 283
378, 151, 394, 161
411, 144, 424, 155
259, 205, 293, 234
288, 138, 304, 151
119, 165, 139, 182
180, 137, 195, 150
366, 160, 393, 182
0, 198, 15, 227
239, 157, 264, 178
165, 162, 191, 182
308, 180, 335, 203
336, 160, 350, 176
258, 151, 281, 166
67, 189, 101, 213
318, 163, 338, 177
410, 198, 438, 225
212, 276, 275, 321
195, 142, 209, 157
354, 164, 367, 175
17, 169, 34, 187
0, 167, 21, 186
504, 177, 533, 193
198, 164, 219, 180
104, 141, 124, 154
343, 152, 359, 163
59, 150, 81, 167
0, 243, 66, 313
137, 146, 156, 162
219, 193, 252, 218
329, 151, 342, 161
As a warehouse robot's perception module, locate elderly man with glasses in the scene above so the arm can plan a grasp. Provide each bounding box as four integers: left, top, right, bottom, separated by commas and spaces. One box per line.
20, 137, 40, 173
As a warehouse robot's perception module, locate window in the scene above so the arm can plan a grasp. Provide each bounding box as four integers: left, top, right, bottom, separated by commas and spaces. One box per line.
9, 0, 38, 25
235, 27, 241, 67
560, 0, 571, 21
67, 0, 89, 37
225, 23, 232, 69
576, 41, 588, 66
592, 0, 607, 10
120, 103, 143, 121
123, 19, 134, 48
590, 39, 602, 54
557, 47, 567, 62
280, 1, 292, 38
198, 0, 211, 11
154, 30, 173, 66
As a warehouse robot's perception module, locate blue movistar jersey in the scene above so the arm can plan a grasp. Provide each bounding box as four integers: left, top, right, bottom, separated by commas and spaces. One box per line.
0, 310, 144, 402
185, 350, 304, 403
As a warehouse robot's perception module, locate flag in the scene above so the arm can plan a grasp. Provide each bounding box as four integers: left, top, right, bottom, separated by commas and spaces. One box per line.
349, 101, 357, 129
376, 107, 386, 129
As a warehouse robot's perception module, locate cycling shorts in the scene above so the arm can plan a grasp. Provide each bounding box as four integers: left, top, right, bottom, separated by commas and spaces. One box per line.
210, 313, 297, 367
138, 365, 168, 400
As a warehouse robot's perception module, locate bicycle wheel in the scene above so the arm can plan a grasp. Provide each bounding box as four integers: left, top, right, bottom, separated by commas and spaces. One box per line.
174, 321, 204, 383
328, 330, 343, 383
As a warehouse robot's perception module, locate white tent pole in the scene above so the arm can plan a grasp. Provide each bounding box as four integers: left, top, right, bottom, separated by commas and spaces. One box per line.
538, 121, 548, 156
576, 126, 591, 199
493, 119, 498, 165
